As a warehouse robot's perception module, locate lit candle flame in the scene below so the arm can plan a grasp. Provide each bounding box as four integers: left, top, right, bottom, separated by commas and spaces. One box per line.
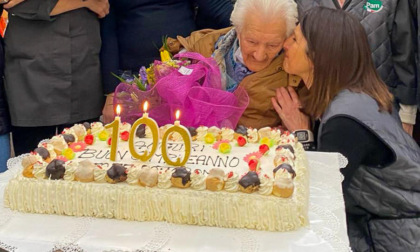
116, 105, 121, 116
143, 101, 149, 113
175, 110, 180, 120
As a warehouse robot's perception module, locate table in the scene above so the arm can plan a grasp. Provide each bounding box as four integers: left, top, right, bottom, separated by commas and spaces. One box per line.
0, 152, 350, 252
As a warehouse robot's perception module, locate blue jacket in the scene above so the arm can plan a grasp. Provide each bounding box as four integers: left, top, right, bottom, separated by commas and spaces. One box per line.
100, 0, 233, 94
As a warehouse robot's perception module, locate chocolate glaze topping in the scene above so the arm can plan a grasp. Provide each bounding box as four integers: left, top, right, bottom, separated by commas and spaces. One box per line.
235, 125, 248, 136
276, 144, 295, 154
273, 163, 296, 178
83, 122, 91, 130
136, 124, 146, 138
172, 167, 191, 185
62, 134, 76, 144
239, 171, 260, 188
34, 147, 50, 160
46, 159, 66, 180
107, 164, 127, 180
187, 127, 197, 137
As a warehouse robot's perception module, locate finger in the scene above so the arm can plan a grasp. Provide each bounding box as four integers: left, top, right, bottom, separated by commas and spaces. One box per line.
279, 87, 293, 108
287, 86, 301, 108
271, 97, 282, 116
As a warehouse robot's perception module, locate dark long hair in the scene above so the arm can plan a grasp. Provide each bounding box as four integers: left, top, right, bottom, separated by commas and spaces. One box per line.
300, 7, 393, 119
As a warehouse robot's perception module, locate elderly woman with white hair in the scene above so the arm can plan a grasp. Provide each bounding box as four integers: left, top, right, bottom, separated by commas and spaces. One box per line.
167, 0, 300, 129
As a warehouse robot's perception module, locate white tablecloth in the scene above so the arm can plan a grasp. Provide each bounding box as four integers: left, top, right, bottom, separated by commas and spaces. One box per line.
0, 152, 350, 252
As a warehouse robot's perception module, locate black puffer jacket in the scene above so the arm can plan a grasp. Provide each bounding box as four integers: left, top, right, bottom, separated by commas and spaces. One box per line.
0, 6, 10, 135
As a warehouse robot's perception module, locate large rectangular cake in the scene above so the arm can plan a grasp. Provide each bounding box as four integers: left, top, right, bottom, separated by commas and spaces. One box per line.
4, 123, 309, 231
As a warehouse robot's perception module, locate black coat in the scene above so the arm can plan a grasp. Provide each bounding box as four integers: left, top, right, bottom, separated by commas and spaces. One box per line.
100, 0, 233, 94
0, 6, 10, 135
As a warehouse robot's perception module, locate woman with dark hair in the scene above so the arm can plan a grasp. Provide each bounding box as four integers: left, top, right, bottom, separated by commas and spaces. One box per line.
272, 7, 420, 252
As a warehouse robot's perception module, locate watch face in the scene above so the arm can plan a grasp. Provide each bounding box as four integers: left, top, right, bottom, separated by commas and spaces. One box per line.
296, 131, 308, 142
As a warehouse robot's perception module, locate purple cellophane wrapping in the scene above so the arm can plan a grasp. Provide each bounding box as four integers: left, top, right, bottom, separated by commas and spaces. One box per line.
114, 52, 249, 128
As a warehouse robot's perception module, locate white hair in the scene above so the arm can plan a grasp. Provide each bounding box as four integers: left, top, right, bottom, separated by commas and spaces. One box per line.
230, 0, 298, 37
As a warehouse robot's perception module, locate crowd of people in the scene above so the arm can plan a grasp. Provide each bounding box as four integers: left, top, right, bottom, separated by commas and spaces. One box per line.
0, 0, 419, 251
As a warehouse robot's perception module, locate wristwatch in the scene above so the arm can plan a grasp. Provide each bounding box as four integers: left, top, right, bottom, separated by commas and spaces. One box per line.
292, 130, 316, 150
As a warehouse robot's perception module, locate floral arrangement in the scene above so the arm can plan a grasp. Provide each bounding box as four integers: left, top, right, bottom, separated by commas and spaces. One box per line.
113, 38, 249, 128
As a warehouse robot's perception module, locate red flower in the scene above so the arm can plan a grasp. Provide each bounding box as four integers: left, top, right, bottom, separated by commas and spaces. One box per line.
259, 144, 269, 155
84, 134, 95, 145
120, 131, 130, 141
237, 136, 247, 147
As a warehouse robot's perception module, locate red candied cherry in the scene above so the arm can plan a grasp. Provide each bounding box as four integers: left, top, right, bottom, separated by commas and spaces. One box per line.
194, 169, 200, 175
120, 131, 130, 141
248, 159, 259, 171
107, 137, 112, 146
259, 144, 270, 155
84, 134, 95, 145
227, 171, 234, 179
237, 136, 247, 147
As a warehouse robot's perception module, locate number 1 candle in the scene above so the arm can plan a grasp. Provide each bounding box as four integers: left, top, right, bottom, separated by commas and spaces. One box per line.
129, 101, 159, 162
105, 105, 121, 161
161, 110, 192, 166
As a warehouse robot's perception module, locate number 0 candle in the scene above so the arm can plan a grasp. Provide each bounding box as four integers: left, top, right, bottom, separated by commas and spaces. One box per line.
104, 105, 121, 161
129, 101, 159, 162
161, 110, 192, 166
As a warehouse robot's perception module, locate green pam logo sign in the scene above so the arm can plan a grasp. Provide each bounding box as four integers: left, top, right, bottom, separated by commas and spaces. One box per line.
364, 0, 383, 13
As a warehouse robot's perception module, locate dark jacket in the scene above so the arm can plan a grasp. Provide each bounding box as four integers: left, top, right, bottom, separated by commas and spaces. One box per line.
297, 0, 418, 106
5, 0, 104, 127
319, 90, 420, 252
100, 0, 233, 94
0, 5, 10, 135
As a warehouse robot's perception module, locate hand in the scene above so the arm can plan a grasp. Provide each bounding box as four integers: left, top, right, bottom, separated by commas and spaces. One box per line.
402, 123, 414, 136
102, 93, 115, 124
84, 0, 109, 19
271, 86, 310, 132
3, 0, 25, 9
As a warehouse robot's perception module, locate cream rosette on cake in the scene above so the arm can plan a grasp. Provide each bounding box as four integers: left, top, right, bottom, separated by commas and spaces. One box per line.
221, 128, 235, 141
63, 161, 79, 181
90, 122, 104, 136
190, 169, 206, 190
224, 171, 239, 192
33, 161, 48, 180
93, 165, 107, 183
259, 174, 274, 196
196, 126, 208, 142
157, 168, 172, 189
126, 165, 142, 185
247, 128, 259, 143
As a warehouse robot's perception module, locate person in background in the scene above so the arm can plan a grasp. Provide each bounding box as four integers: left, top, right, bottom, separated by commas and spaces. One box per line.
273, 7, 420, 251
0, 2, 10, 173
295, 0, 418, 136
101, 0, 233, 124
163, 0, 301, 129
4, 0, 109, 156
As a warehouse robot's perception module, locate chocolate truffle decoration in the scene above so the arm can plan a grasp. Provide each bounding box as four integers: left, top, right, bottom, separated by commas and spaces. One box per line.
239, 171, 260, 188
273, 163, 296, 178
172, 167, 191, 185
107, 164, 127, 181
34, 147, 50, 160
187, 127, 197, 137
62, 134, 76, 144
83, 122, 91, 130
46, 159, 66, 180
276, 144, 295, 154
136, 124, 146, 138
235, 125, 248, 136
